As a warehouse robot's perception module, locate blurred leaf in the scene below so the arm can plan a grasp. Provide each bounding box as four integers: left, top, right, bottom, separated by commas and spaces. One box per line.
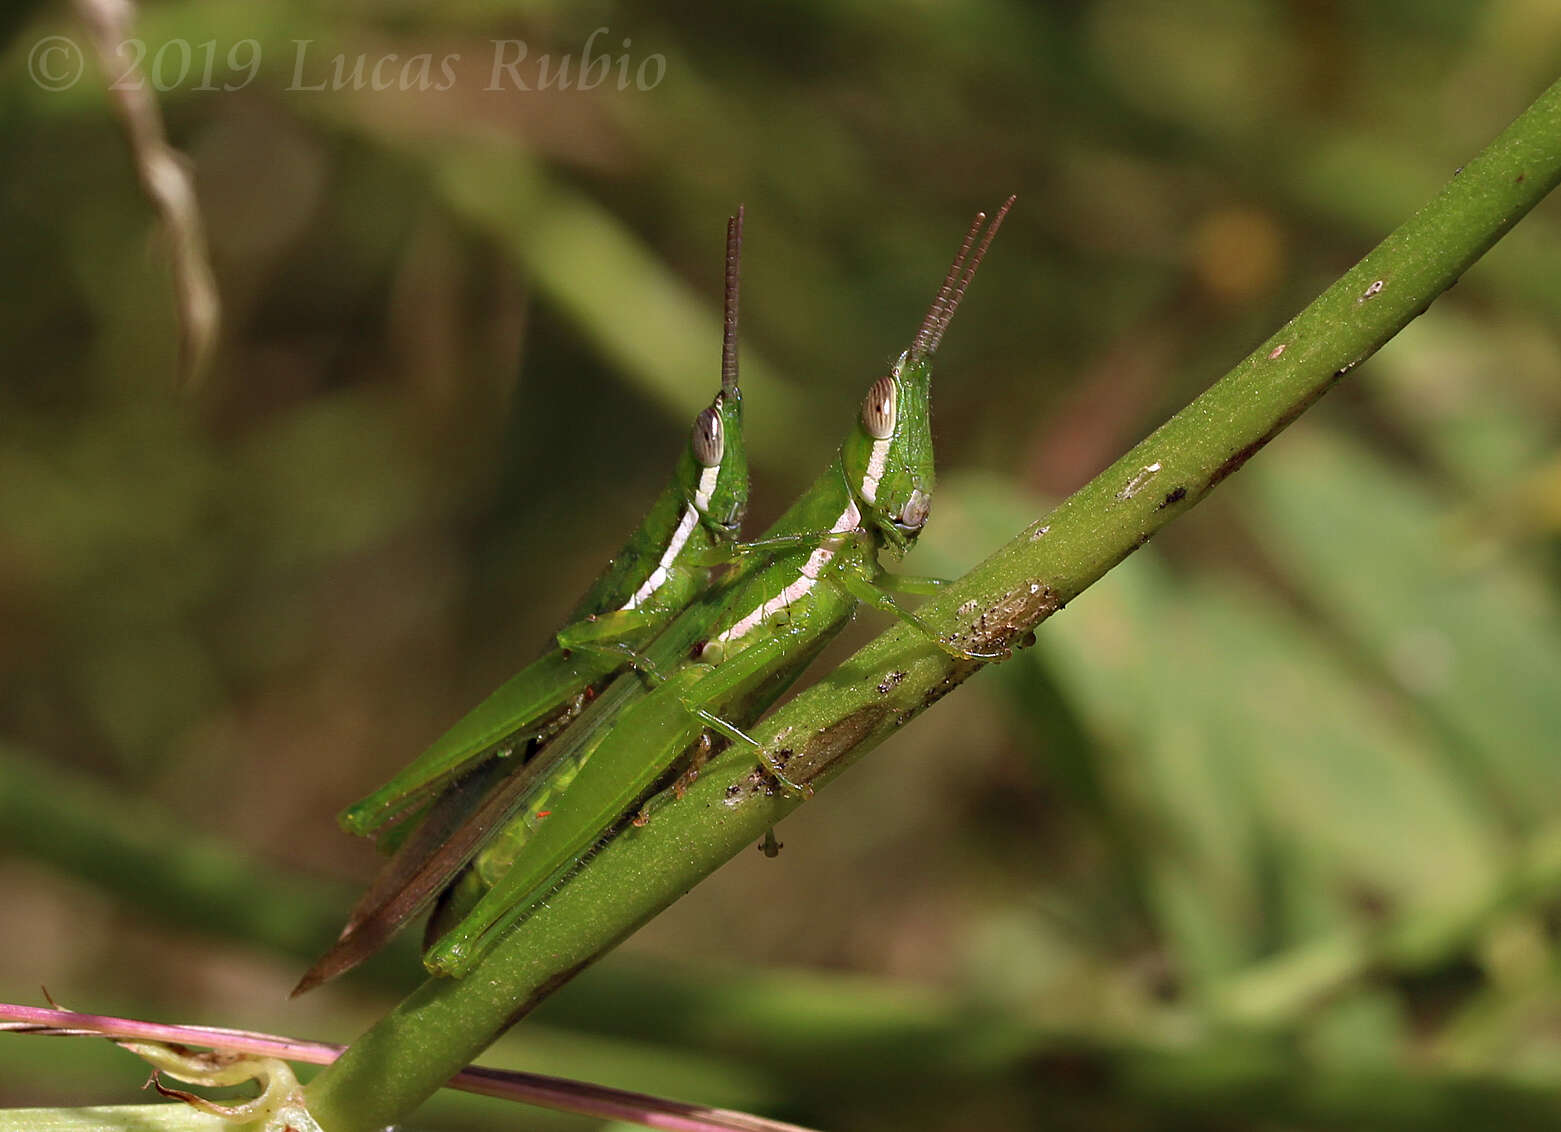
927, 470, 1506, 992
1247, 426, 1561, 831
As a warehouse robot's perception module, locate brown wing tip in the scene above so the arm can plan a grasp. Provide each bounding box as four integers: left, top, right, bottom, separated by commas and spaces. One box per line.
290, 963, 330, 998
291, 916, 396, 997
291, 930, 361, 997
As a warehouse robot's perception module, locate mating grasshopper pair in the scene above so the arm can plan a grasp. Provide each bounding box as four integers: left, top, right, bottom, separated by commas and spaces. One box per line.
297, 199, 1014, 993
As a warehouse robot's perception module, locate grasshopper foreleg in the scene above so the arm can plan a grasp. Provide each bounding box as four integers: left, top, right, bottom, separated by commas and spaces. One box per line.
678, 699, 812, 796
555, 610, 668, 686
840, 570, 1009, 661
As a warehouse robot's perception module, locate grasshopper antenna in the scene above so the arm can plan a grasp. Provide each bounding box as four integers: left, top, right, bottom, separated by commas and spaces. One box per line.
913, 212, 983, 360
721, 205, 743, 398
912, 194, 1015, 359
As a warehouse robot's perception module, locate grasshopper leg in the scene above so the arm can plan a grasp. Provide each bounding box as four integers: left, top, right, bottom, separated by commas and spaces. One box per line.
685, 527, 863, 567
674, 731, 715, 798
840, 570, 1009, 661
556, 611, 670, 686
633, 733, 715, 826
678, 699, 812, 796
875, 573, 950, 595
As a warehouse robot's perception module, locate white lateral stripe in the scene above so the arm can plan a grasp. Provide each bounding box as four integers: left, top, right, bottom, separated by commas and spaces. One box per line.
716, 500, 861, 646
693, 463, 721, 513
860, 438, 891, 504
621, 504, 699, 611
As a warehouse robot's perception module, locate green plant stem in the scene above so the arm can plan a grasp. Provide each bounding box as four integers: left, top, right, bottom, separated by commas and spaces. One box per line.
305, 76, 1561, 1131
0, 744, 416, 982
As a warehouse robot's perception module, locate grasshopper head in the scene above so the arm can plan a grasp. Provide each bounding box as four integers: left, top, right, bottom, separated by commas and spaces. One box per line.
687, 384, 747, 536
843, 351, 935, 556
842, 197, 1014, 555
688, 206, 749, 540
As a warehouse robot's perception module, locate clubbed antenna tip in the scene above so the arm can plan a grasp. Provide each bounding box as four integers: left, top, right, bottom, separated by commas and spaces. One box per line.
721, 205, 744, 397
911, 194, 1015, 360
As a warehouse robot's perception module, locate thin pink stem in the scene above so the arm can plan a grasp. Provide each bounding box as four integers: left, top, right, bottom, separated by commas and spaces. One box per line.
0, 1003, 816, 1132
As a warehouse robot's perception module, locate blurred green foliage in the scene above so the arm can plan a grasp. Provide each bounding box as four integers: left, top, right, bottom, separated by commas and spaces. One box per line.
2, 1, 1561, 1129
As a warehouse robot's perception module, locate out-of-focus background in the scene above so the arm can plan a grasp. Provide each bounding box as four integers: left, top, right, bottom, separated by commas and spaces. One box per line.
3, 2, 1561, 1128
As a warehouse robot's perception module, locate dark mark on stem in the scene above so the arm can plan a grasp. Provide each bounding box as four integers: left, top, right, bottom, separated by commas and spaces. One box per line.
505, 958, 592, 1030
877, 670, 907, 695
1208, 379, 1335, 491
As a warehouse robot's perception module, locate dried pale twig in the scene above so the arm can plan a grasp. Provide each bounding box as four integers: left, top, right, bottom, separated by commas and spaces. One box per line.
74, 0, 220, 387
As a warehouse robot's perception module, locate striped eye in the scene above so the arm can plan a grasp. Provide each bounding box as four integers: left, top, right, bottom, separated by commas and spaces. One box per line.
861, 375, 897, 440
691, 405, 725, 467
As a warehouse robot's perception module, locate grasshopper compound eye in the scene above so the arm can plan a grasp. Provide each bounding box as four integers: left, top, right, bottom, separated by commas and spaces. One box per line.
861, 375, 897, 440
897, 487, 931, 533
691, 404, 725, 467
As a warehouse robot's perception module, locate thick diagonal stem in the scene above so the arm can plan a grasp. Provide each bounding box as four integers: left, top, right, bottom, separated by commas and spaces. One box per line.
305, 76, 1561, 1132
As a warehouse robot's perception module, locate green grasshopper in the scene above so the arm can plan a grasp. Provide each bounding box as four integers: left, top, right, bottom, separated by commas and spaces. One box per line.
294, 210, 752, 994
413, 198, 1017, 978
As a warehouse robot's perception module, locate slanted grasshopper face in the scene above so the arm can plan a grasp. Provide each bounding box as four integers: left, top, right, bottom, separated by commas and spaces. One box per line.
686, 384, 748, 536
842, 349, 935, 557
